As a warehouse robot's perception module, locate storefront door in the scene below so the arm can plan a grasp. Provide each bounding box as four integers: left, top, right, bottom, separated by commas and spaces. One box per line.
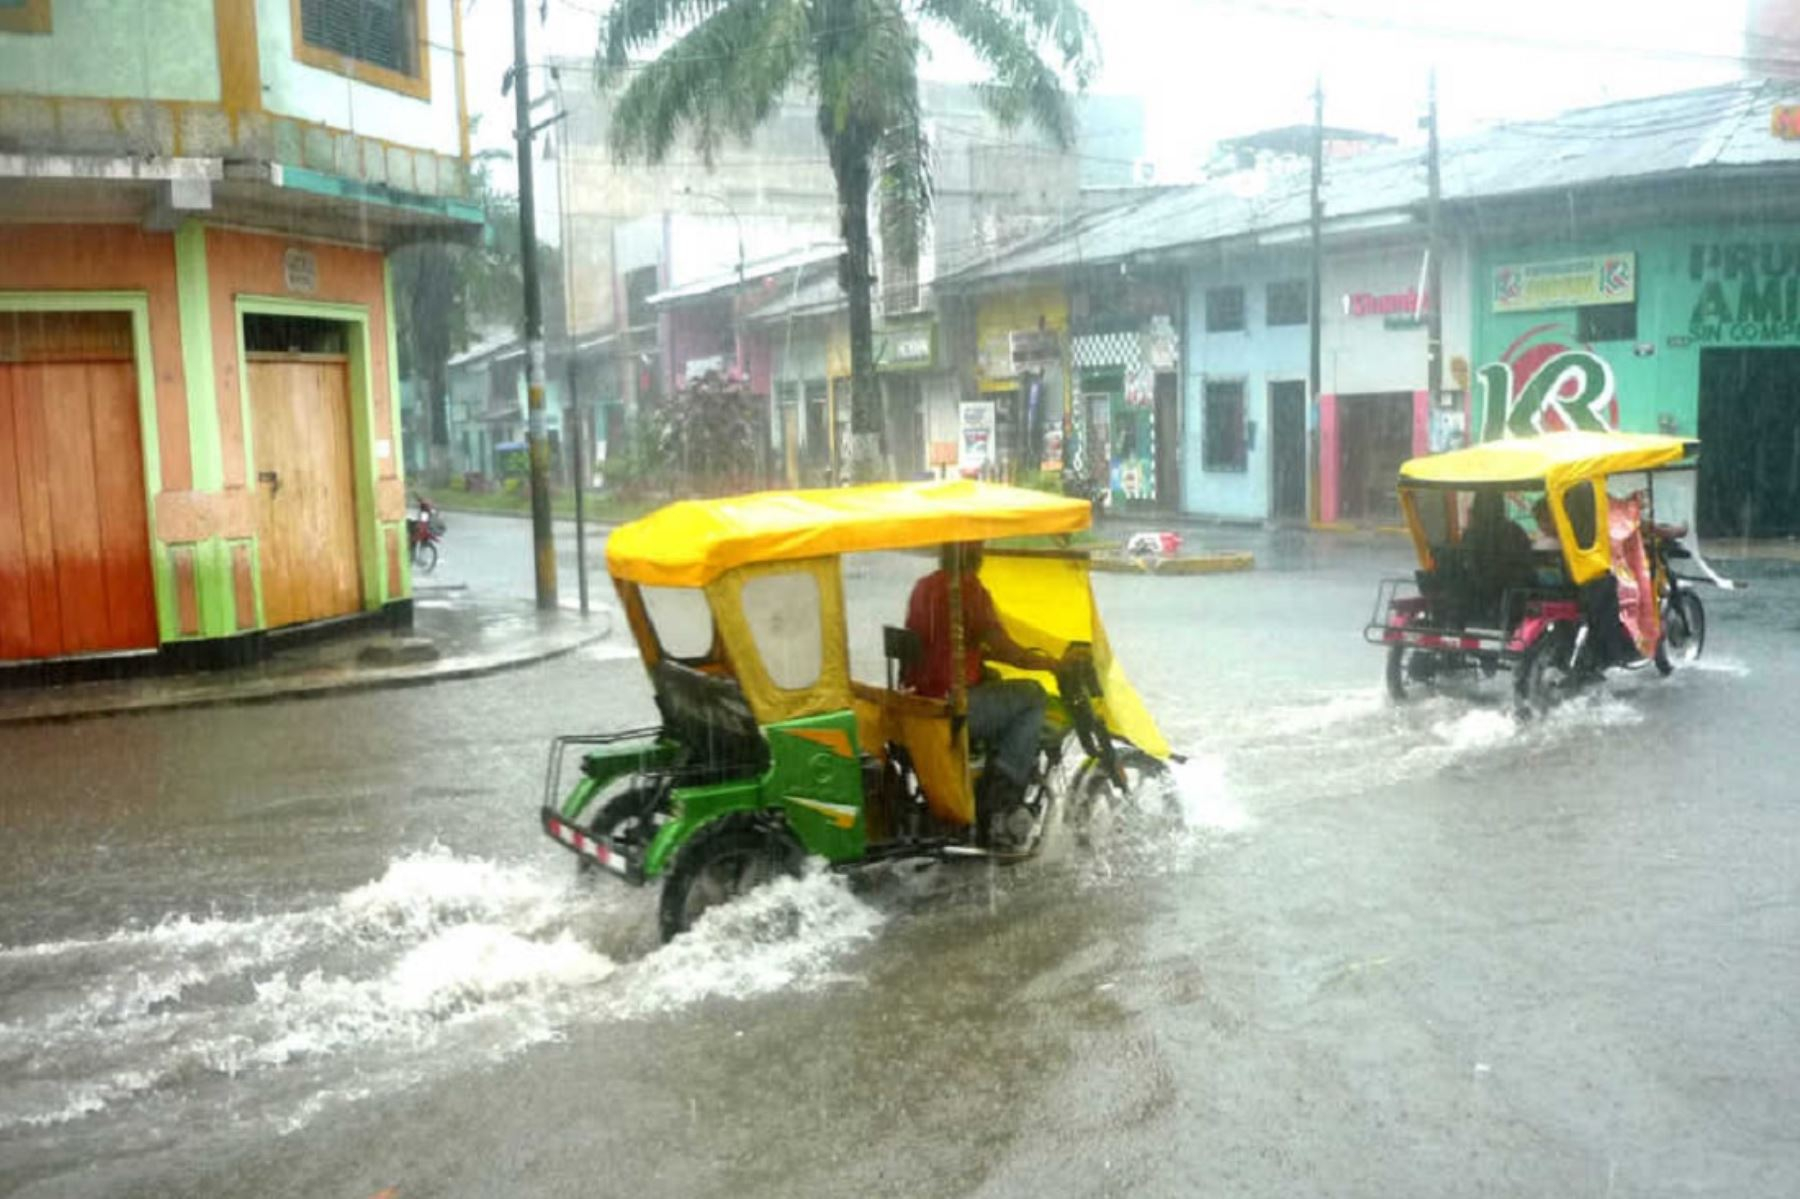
1699, 348, 1800, 538
1270, 380, 1308, 521
1337, 392, 1413, 523
1154, 372, 1180, 509
0, 311, 157, 660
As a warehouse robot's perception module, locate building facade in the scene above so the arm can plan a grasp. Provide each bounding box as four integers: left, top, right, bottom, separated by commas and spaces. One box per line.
1, 0, 477, 670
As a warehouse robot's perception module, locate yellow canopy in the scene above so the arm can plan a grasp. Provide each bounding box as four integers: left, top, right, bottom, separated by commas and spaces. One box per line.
1399, 431, 1696, 494
607, 481, 1093, 587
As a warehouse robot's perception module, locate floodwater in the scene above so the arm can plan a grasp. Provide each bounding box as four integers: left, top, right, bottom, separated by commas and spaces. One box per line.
2, 538, 1796, 1197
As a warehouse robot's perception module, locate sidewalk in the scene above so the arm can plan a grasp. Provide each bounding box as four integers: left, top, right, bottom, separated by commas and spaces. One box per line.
0, 588, 614, 726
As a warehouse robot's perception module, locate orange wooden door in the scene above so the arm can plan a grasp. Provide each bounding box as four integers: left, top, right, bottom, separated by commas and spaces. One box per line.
0, 320, 158, 661
247, 355, 362, 628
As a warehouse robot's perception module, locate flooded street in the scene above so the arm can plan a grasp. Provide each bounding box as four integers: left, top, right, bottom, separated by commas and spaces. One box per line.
2, 533, 1797, 1198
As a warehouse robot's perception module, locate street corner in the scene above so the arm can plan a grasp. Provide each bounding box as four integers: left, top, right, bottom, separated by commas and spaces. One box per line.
1090, 549, 1256, 576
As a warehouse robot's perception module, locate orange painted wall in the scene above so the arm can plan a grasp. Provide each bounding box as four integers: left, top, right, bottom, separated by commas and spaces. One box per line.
203, 228, 396, 490
0, 226, 192, 491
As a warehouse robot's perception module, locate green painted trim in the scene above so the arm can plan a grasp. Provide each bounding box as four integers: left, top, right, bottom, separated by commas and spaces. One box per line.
174, 221, 223, 492
234, 294, 385, 614
273, 164, 485, 227
195, 537, 235, 637
383, 260, 412, 601
0, 290, 175, 644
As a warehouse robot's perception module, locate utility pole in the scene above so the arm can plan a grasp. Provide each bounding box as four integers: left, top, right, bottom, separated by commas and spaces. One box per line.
1424, 69, 1444, 420
1308, 76, 1324, 524
512, 0, 557, 610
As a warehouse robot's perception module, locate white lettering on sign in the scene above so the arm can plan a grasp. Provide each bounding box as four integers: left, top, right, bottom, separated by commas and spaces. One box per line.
283, 248, 317, 295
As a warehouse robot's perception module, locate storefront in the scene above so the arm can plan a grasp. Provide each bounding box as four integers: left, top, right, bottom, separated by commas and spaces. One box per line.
1474, 227, 1800, 538
1, 223, 418, 668
1317, 243, 1473, 525
875, 319, 940, 480
1070, 274, 1182, 508
972, 285, 1070, 481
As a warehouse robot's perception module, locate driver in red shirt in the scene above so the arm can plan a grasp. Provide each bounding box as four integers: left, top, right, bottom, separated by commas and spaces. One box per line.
904, 542, 1059, 848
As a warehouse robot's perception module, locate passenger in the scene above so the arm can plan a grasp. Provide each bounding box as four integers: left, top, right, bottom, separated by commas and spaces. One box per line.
904, 542, 1059, 848
1462, 492, 1534, 621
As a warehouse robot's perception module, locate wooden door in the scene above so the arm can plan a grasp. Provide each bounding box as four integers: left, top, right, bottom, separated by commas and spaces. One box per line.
1269, 380, 1308, 521
0, 313, 158, 661
247, 355, 362, 628
1154, 372, 1180, 509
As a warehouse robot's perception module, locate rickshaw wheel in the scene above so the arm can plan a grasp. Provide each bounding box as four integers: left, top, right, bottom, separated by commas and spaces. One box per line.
573, 781, 664, 878
1654, 592, 1706, 676
1514, 628, 1577, 719
1067, 747, 1182, 839
658, 815, 804, 943
1385, 646, 1439, 702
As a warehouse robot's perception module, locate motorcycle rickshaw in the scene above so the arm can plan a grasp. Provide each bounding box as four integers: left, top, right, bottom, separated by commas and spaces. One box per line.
1365, 431, 1728, 716
540, 481, 1177, 941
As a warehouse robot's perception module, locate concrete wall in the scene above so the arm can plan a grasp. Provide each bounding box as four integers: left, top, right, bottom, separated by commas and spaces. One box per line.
1319, 241, 1473, 398
255, 0, 462, 158
0, 0, 219, 102
1182, 251, 1310, 519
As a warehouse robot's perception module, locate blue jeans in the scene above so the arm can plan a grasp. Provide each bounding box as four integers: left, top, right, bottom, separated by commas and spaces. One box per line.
967, 679, 1047, 787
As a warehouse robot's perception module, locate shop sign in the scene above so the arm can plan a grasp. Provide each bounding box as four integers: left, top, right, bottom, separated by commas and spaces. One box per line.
683, 354, 726, 382
876, 324, 935, 371
1685, 241, 1800, 344
1475, 328, 1617, 440
1009, 328, 1060, 368
1347, 288, 1431, 320
1774, 105, 1800, 140
959, 400, 995, 472
283, 248, 317, 295
1492, 253, 1635, 312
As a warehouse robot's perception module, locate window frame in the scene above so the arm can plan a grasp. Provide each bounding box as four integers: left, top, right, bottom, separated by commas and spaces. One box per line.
1577, 299, 1637, 343
291, 0, 432, 101
0, 0, 52, 35
1265, 279, 1308, 327
1202, 378, 1249, 472
1204, 285, 1246, 333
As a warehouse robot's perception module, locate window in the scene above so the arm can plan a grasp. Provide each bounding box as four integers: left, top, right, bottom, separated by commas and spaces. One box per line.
640, 586, 714, 661
1578, 301, 1636, 342
0, 0, 52, 35
740, 572, 824, 690
294, 0, 428, 98
1203, 380, 1247, 471
1266, 280, 1308, 327
1205, 286, 1246, 332
625, 266, 659, 328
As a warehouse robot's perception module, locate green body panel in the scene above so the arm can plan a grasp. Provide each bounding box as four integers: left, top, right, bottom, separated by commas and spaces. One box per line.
763, 711, 868, 863
643, 780, 766, 879
557, 738, 678, 821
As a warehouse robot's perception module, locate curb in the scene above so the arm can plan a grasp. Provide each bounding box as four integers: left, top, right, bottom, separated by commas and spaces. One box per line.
1090, 551, 1256, 576
0, 612, 614, 728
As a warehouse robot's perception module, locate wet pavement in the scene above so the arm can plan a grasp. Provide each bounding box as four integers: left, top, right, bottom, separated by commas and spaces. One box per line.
1, 532, 1796, 1198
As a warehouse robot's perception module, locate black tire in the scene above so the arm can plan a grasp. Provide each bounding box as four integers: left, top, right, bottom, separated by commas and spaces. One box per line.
412, 540, 438, 573
1514, 627, 1577, 719
572, 780, 665, 877
1654, 591, 1706, 676
1386, 645, 1442, 702
658, 815, 804, 942
1067, 746, 1181, 835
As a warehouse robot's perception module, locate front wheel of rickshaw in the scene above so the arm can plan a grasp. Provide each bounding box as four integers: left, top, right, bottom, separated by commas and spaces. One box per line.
1066, 747, 1182, 840
1654, 591, 1706, 676
658, 816, 804, 943
1514, 628, 1577, 719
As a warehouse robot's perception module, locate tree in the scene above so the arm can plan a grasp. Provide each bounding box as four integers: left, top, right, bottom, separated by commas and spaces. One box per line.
595, 0, 1096, 480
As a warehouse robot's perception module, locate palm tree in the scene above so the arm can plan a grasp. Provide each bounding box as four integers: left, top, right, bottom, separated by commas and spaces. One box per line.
596, 0, 1097, 480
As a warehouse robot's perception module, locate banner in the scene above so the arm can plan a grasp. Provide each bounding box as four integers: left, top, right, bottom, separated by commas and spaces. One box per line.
1492, 253, 1635, 312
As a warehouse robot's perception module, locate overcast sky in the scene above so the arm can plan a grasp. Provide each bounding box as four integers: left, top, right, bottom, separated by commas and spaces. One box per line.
464, 0, 1756, 184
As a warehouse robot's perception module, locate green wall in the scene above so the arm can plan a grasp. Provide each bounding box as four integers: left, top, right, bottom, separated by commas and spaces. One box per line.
1474, 224, 1800, 440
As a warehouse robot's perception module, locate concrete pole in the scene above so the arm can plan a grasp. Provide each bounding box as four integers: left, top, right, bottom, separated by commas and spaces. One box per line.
512, 0, 557, 610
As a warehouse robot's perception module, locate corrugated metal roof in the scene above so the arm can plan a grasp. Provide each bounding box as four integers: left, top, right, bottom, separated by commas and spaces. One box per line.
949, 79, 1800, 285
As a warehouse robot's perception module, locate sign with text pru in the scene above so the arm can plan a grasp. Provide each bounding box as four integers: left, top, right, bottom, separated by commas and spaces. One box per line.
1492, 253, 1634, 313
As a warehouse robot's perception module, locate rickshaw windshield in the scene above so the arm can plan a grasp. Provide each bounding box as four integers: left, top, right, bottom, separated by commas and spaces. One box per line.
640, 585, 715, 661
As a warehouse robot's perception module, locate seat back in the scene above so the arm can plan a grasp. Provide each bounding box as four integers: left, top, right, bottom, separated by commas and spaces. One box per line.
649, 659, 770, 779
884, 624, 922, 692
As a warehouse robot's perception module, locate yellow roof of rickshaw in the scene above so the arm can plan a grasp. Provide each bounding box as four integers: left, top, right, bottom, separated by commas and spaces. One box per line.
606, 481, 1092, 587
1398, 431, 1697, 491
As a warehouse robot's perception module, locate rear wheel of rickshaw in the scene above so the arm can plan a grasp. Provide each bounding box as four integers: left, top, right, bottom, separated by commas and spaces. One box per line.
658, 815, 804, 942
572, 779, 665, 878
1654, 591, 1706, 676
1385, 645, 1440, 702
1514, 628, 1577, 719
1067, 746, 1182, 839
